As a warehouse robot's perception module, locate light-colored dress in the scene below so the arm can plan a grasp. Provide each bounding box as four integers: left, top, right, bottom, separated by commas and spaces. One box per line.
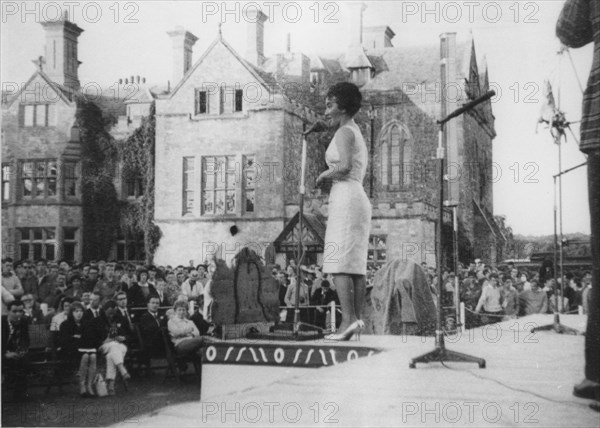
323, 123, 372, 275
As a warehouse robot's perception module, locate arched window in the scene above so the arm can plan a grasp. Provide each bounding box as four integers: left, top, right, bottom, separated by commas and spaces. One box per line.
380, 122, 412, 189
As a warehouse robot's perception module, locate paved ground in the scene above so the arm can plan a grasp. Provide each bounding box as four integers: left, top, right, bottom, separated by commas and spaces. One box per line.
130, 314, 599, 428
1, 368, 201, 427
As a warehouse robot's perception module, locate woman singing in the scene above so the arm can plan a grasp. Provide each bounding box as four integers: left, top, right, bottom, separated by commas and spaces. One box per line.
316, 82, 372, 341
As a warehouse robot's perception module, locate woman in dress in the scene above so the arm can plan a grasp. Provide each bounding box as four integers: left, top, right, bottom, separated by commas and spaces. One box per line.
58, 302, 85, 391
316, 82, 372, 340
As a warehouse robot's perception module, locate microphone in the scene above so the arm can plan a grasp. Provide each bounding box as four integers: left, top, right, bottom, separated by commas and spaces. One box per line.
302, 120, 328, 136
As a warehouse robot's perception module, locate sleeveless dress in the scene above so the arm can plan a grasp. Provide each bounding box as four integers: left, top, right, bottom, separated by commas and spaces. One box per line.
322, 123, 372, 275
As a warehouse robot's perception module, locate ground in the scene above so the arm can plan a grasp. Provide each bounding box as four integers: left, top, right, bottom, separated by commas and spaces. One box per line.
1, 370, 200, 427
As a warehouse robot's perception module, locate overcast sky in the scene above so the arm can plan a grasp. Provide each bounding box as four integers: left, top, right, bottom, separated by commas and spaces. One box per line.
1, 1, 594, 237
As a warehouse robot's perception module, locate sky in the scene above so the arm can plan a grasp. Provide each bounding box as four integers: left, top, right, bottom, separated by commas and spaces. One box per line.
1, 1, 593, 236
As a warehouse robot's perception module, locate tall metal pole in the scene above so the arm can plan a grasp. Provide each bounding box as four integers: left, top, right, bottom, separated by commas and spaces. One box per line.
453, 206, 460, 329
294, 128, 308, 334
558, 139, 565, 312
436, 128, 444, 349
368, 105, 376, 198
553, 174, 558, 310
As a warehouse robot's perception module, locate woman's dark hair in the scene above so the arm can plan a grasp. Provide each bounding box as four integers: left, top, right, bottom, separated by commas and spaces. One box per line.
326, 82, 362, 116
68, 301, 85, 322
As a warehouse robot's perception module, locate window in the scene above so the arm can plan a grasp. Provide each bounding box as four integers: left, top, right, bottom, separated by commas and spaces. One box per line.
380, 123, 412, 189
182, 157, 195, 216
63, 161, 78, 197
21, 160, 57, 199
368, 235, 387, 268
21, 104, 54, 127
2, 164, 11, 202
244, 156, 256, 213
202, 156, 236, 215
19, 227, 57, 261
125, 177, 144, 199
63, 227, 78, 261
195, 90, 207, 114
115, 230, 145, 262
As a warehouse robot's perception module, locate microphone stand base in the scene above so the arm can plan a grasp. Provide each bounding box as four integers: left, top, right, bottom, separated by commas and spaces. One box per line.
410, 345, 486, 369
530, 313, 581, 335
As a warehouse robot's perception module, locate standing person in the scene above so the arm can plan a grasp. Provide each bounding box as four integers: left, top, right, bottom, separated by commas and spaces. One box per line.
474, 274, 504, 324
314, 82, 371, 340
557, 0, 600, 406
2, 258, 24, 314
501, 278, 519, 318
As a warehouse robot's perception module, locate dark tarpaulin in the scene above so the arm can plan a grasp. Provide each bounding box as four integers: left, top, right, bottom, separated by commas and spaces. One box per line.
368, 260, 437, 335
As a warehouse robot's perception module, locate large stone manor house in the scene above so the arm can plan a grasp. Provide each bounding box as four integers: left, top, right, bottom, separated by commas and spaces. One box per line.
2, 4, 505, 269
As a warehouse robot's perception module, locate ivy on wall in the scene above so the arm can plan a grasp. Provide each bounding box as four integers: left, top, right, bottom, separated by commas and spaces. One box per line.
77, 96, 120, 261
118, 103, 161, 264
77, 96, 160, 264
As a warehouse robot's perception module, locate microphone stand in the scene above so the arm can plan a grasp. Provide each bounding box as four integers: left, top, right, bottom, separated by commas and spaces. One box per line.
271, 123, 324, 340
410, 92, 494, 369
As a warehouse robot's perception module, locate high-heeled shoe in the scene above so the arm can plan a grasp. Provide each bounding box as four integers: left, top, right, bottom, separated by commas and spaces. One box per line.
325, 320, 364, 341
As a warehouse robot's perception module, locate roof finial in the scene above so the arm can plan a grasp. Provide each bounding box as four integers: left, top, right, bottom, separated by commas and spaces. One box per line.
32, 56, 46, 72
218, 22, 223, 40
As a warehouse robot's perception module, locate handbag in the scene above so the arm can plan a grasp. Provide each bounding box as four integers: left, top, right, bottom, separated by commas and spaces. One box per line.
94, 373, 108, 397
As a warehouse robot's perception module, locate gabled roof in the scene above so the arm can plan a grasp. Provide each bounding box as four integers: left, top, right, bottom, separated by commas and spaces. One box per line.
168, 34, 278, 99
3, 70, 75, 108
273, 211, 326, 252
361, 43, 468, 91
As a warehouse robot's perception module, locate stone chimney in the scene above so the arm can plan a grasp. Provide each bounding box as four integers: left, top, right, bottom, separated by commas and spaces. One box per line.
346, 2, 366, 47
363, 26, 395, 49
40, 11, 84, 90
244, 9, 268, 67
167, 26, 198, 85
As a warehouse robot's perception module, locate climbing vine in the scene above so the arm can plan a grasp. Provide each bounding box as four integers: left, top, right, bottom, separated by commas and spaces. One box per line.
77, 95, 120, 261
118, 103, 161, 264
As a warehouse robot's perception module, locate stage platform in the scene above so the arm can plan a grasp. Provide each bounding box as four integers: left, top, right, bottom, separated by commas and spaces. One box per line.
129, 314, 598, 427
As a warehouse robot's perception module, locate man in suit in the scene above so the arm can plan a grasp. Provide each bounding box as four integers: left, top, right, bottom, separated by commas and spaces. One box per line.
153, 276, 170, 307
2, 300, 30, 401
113, 292, 137, 346
557, 0, 600, 408
138, 295, 166, 372
82, 291, 107, 325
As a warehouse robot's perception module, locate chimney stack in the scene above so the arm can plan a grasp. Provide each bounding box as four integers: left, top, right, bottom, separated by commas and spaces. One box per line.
346, 2, 366, 47
244, 9, 268, 67
167, 26, 198, 85
363, 26, 395, 49
40, 13, 84, 90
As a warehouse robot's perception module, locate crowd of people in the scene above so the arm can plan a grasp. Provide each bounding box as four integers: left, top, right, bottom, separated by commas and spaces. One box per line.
429, 258, 594, 328
1, 255, 593, 401
1, 257, 218, 402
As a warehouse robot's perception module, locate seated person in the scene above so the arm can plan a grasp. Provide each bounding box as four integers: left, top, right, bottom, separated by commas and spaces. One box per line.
100, 301, 130, 396
127, 269, 158, 308
21, 293, 45, 324
50, 297, 74, 332
167, 300, 204, 359
188, 297, 213, 336
112, 292, 137, 347
138, 295, 166, 363
2, 300, 29, 402
58, 301, 84, 371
